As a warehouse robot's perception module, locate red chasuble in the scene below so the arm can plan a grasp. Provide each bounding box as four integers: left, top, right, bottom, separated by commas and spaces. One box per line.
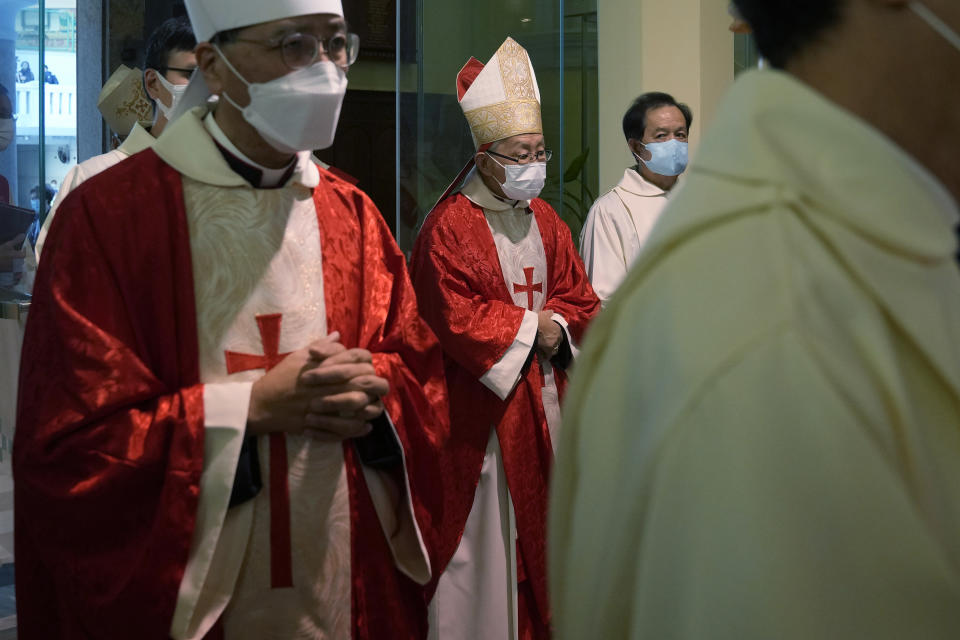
14, 149, 448, 640
410, 193, 600, 634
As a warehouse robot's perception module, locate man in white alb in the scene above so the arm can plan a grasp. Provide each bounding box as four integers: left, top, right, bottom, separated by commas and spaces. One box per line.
579, 92, 692, 305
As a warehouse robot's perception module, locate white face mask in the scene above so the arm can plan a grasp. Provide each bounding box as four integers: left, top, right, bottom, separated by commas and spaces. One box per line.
487, 154, 547, 201
215, 46, 348, 154
911, 3, 960, 53
0, 118, 14, 151
152, 71, 189, 120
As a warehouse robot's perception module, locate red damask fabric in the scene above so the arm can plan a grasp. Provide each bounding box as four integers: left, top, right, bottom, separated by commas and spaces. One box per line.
15, 150, 449, 640
410, 192, 600, 636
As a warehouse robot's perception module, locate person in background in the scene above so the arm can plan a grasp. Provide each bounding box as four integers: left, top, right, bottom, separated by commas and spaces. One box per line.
0, 85, 19, 287
43, 65, 58, 85
0, 84, 14, 204
17, 61, 33, 83
579, 92, 691, 306
25, 184, 53, 246
551, 1, 960, 638
34, 16, 197, 259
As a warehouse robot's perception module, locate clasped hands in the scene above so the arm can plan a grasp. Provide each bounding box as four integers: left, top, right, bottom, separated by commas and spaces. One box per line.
247, 331, 389, 441
535, 310, 563, 360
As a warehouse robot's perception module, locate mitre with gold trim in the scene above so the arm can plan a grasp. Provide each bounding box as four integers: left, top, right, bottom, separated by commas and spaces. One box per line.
430, 37, 543, 211
97, 65, 153, 136
458, 37, 543, 149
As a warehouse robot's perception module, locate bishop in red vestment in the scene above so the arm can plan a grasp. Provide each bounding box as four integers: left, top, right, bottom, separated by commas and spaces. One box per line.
410, 38, 600, 640
14, 2, 448, 639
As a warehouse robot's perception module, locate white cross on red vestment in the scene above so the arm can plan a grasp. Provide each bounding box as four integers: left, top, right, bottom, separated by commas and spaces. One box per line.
225, 313, 295, 589
513, 266, 543, 311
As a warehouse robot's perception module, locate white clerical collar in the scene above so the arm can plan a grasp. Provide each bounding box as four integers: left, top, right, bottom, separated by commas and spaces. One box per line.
203, 112, 298, 189
460, 167, 531, 212
118, 122, 156, 157
620, 167, 668, 198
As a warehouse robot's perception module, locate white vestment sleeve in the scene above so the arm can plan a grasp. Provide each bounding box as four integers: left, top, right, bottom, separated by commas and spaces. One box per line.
550, 312, 580, 361
479, 310, 539, 400
579, 200, 630, 307
170, 382, 251, 640
361, 412, 432, 585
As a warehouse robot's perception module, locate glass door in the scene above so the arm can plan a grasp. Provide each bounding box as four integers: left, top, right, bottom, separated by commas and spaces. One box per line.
396, 0, 568, 253
0, 3, 77, 635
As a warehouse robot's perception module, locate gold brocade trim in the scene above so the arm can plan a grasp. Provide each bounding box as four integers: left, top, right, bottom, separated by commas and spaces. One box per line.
117, 82, 152, 121
497, 38, 537, 101
465, 99, 543, 146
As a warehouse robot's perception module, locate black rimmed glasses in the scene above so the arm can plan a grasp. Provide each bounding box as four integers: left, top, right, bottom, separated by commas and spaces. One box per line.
235, 32, 361, 70
487, 149, 553, 164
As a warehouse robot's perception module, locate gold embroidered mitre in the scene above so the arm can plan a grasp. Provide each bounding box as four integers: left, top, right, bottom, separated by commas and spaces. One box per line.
457, 37, 543, 149
97, 65, 153, 136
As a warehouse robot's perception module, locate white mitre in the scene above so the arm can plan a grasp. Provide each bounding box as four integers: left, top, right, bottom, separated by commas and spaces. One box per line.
457, 37, 543, 149
97, 65, 153, 137
185, 0, 344, 42
173, 0, 345, 120
429, 37, 544, 210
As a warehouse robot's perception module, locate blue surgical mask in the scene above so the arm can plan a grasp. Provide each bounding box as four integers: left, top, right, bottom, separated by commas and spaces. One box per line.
636, 139, 688, 177
29, 198, 40, 213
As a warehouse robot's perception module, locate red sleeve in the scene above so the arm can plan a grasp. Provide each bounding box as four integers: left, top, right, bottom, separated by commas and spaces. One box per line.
314, 176, 449, 639
535, 200, 601, 343
14, 153, 206, 640
410, 197, 527, 379
353, 191, 450, 537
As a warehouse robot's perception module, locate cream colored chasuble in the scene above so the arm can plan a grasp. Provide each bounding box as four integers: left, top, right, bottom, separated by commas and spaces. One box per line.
551, 69, 960, 640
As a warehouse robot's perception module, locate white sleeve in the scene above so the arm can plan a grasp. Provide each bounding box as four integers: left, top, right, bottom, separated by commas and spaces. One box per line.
550, 312, 580, 361
579, 198, 630, 307
36, 164, 84, 260
479, 310, 539, 400
170, 382, 251, 640
361, 413, 432, 585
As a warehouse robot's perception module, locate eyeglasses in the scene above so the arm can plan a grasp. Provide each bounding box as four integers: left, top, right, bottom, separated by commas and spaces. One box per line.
487, 149, 553, 164
235, 32, 360, 70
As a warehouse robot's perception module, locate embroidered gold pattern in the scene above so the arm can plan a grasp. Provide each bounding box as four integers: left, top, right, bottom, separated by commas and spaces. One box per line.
117, 82, 152, 121
497, 38, 537, 101
464, 38, 542, 145
465, 100, 542, 146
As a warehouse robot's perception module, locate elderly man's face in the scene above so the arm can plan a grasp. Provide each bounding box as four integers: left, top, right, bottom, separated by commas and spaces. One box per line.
204, 13, 346, 105
476, 132, 546, 184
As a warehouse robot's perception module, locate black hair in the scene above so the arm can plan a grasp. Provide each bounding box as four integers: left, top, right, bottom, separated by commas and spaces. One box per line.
622, 92, 693, 142
30, 184, 55, 204
143, 16, 196, 74
731, 0, 845, 69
